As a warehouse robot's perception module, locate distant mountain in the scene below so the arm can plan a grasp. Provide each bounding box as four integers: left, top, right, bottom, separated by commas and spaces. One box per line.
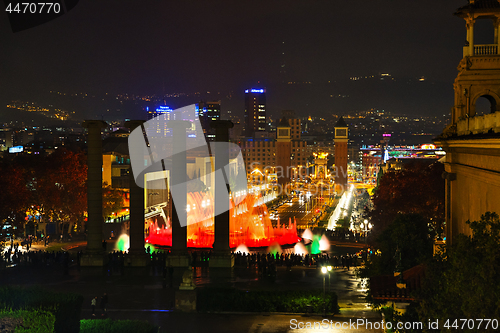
0, 75, 454, 125
0, 107, 75, 128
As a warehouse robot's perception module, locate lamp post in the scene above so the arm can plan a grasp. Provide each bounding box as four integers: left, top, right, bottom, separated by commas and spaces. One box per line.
327, 265, 332, 292
321, 266, 327, 316
364, 219, 368, 246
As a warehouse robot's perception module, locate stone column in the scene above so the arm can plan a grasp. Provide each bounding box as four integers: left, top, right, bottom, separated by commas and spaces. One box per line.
496, 18, 500, 54
167, 120, 191, 267
81, 120, 107, 266
466, 17, 475, 56
125, 120, 147, 266
210, 120, 234, 268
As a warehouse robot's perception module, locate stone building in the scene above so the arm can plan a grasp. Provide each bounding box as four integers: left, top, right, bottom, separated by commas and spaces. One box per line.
435, 0, 500, 244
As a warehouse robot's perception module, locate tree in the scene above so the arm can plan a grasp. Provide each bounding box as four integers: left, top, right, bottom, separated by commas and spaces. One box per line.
360, 213, 434, 278
417, 212, 500, 322
21, 149, 87, 234
102, 183, 125, 220
0, 162, 30, 234
368, 162, 444, 239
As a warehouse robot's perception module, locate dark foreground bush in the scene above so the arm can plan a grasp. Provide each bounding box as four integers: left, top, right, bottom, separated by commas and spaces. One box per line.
0, 308, 55, 333
197, 288, 340, 314
80, 319, 158, 333
0, 286, 83, 333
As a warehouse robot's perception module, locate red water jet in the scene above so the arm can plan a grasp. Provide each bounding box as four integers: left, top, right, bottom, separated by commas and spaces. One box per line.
145, 191, 300, 248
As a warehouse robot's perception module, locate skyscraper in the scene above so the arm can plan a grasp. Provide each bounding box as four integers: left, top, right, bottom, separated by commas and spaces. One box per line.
244, 88, 266, 137
197, 100, 221, 140
147, 105, 174, 136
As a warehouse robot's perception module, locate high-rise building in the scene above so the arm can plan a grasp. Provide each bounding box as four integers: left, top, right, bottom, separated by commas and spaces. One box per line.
244, 88, 266, 137
197, 100, 221, 140
147, 105, 174, 136
334, 117, 349, 192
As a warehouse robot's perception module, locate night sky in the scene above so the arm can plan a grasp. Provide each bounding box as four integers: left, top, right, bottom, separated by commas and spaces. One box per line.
1, 1, 471, 119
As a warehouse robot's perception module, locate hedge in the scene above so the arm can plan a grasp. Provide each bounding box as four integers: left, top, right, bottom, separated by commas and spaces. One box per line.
0, 286, 83, 333
80, 319, 158, 333
0, 308, 55, 333
197, 288, 340, 314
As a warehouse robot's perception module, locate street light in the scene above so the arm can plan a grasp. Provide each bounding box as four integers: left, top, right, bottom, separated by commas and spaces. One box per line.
321, 266, 327, 316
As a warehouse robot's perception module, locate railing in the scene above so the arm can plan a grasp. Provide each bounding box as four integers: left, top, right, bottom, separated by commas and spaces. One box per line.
473, 44, 498, 56
457, 112, 500, 136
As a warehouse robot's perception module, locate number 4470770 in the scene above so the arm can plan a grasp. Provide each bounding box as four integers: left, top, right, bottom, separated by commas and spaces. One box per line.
443, 319, 498, 330
5, 2, 61, 14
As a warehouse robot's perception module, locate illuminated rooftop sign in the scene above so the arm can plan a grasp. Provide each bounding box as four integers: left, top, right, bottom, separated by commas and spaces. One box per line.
9, 146, 23, 153
155, 105, 173, 113
245, 89, 265, 94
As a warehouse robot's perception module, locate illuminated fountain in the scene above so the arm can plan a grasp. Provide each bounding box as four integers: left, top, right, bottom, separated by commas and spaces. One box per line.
294, 242, 308, 255
145, 190, 300, 248
235, 243, 250, 255
301, 228, 313, 244
267, 242, 283, 257
310, 235, 321, 254
115, 234, 130, 252
319, 234, 330, 252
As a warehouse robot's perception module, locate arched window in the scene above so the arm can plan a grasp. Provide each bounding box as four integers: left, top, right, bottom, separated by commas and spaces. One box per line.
474, 95, 496, 116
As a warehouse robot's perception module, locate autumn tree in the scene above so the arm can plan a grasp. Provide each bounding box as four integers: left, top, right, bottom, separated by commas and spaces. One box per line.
0, 161, 30, 234
51, 149, 87, 233
102, 182, 125, 220
23, 149, 87, 234
368, 161, 444, 239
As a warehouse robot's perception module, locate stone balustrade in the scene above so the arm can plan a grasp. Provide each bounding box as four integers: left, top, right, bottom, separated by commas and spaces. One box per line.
457, 111, 500, 135
474, 44, 499, 56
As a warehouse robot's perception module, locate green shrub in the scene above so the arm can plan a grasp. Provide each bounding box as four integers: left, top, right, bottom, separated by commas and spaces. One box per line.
80, 319, 158, 333
0, 286, 83, 333
197, 288, 340, 314
0, 308, 55, 333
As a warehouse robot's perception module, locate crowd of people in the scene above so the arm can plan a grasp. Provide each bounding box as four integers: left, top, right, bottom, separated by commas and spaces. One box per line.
1, 246, 71, 271
1, 238, 366, 278
232, 251, 362, 271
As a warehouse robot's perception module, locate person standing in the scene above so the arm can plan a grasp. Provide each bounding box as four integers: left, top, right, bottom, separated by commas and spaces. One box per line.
91, 296, 97, 316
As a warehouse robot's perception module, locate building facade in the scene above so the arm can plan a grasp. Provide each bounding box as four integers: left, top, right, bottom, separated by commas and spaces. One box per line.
244, 88, 266, 137
435, 0, 500, 244
239, 115, 307, 184
197, 100, 221, 140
